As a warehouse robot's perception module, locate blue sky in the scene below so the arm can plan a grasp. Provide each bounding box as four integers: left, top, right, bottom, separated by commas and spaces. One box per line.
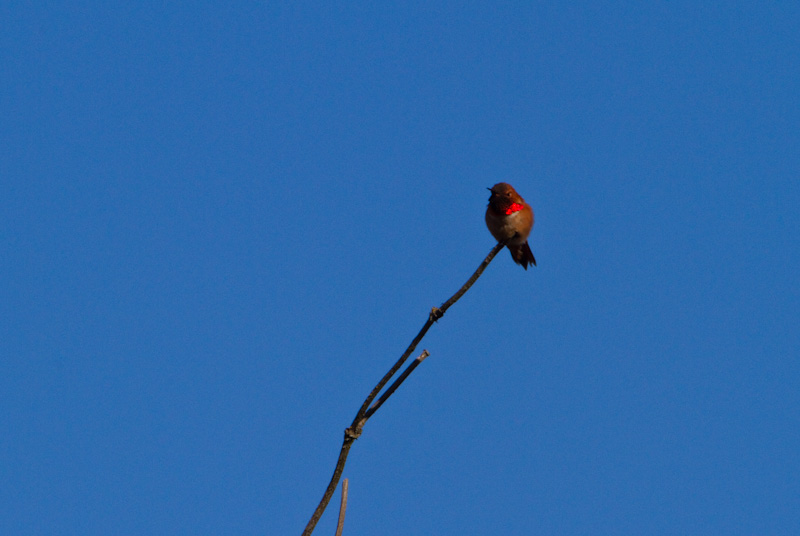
2, 2, 799, 535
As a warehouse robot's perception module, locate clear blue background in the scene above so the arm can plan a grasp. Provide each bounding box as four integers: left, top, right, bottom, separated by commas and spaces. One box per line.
2, 2, 798, 535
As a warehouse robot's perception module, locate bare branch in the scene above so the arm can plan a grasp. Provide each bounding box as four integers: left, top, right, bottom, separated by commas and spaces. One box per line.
302, 241, 506, 535
334, 479, 348, 536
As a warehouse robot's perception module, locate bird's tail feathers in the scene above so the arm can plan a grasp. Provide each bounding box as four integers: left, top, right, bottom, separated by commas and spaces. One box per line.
508, 242, 537, 270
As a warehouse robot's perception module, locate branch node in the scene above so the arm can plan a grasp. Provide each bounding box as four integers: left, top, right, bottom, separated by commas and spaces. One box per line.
344, 426, 362, 440
429, 307, 443, 322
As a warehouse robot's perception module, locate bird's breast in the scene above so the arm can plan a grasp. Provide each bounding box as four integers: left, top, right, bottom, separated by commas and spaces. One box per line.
485, 207, 532, 244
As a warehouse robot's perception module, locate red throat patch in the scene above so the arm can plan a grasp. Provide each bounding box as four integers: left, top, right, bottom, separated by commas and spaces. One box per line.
505, 202, 525, 215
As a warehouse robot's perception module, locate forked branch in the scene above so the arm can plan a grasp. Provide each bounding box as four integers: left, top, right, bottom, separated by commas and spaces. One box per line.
302, 241, 506, 535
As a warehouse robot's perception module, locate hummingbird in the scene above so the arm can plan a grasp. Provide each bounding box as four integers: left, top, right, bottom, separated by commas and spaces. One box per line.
485, 182, 537, 269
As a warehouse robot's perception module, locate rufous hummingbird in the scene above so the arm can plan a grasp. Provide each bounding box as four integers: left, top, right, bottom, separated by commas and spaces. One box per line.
485, 182, 537, 269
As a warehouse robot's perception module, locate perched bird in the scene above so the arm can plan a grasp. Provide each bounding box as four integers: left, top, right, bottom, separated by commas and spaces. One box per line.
485, 182, 537, 269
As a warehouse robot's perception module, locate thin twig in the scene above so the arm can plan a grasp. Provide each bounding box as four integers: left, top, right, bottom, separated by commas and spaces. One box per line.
334, 479, 348, 536
365, 350, 429, 420
302, 241, 506, 535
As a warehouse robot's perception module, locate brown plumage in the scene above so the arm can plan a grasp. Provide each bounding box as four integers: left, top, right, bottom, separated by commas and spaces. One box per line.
485, 182, 536, 269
